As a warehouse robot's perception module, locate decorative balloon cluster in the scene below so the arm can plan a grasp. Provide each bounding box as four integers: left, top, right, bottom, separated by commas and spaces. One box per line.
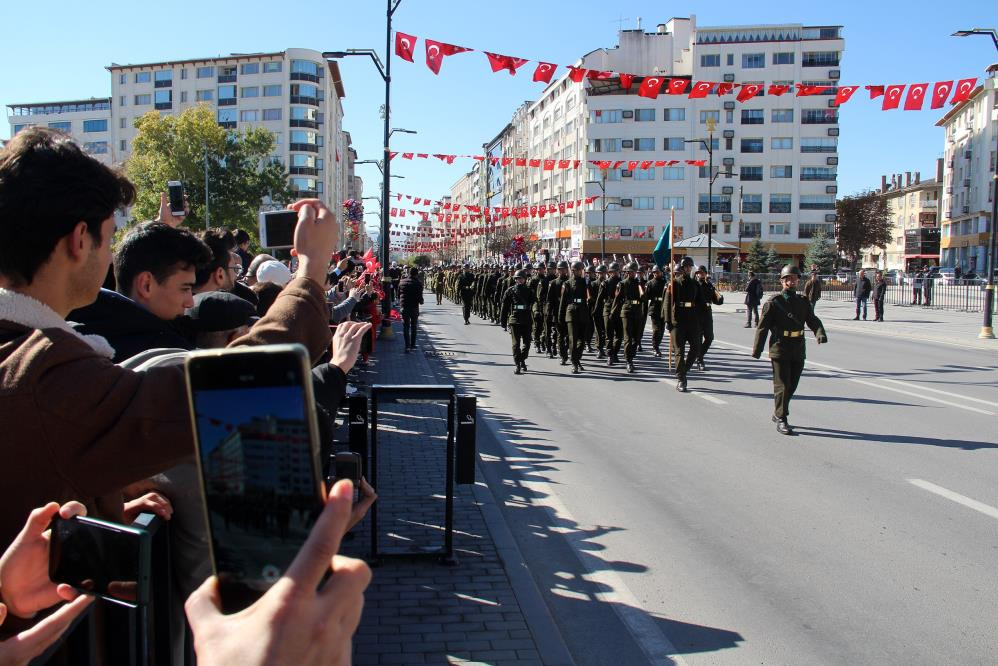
343, 199, 364, 245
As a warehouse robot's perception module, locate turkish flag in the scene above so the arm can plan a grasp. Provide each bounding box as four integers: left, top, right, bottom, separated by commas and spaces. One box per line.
627, 161, 639, 170
638, 76, 665, 99
716, 82, 735, 96
797, 84, 831, 96
832, 85, 860, 106
654, 160, 667, 167
930, 81, 953, 109
401, 152, 413, 160
389, 151, 398, 160
567, 66, 587, 82
640, 160, 653, 170
416, 153, 428, 159
390, 208, 397, 217
543, 159, 555, 170
882, 85, 905, 110
515, 157, 527, 167
528, 159, 541, 167
489, 157, 500, 166
558, 159, 571, 169
573, 160, 581, 168
768, 84, 791, 96
688, 81, 714, 98
594, 160, 612, 169
612, 160, 624, 169
588, 70, 612, 80
666, 79, 689, 95
558, 203, 566, 213
425, 39, 471, 75
533, 62, 557, 83
951, 78, 977, 105
501, 157, 512, 166
736, 84, 762, 102
395, 32, 416, 62
903, 83, 928, 111
619, 73, 634, 90
866, 85, 885, 99
485, 52, 528, 76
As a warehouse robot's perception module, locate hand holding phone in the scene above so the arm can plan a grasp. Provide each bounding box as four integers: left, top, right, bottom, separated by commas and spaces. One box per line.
167, 181, 186, 217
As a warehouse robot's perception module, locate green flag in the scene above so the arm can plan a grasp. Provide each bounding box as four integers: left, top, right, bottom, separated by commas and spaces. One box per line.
652, 221, 671, 269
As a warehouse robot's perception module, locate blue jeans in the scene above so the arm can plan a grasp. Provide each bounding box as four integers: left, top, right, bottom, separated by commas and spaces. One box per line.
855, 296, 868, 319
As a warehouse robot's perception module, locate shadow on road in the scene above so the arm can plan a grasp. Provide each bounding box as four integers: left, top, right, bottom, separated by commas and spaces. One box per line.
793, 426, 998, 451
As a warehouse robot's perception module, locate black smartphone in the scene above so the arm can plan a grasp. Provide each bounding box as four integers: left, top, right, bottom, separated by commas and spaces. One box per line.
258, 210, 298, 250
167, 180, 185, 216
49, 516, 151, 607
185, 344, 325, 614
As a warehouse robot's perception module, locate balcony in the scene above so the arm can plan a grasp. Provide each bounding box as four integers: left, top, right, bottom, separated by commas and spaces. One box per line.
294, 189, 318, 198
218, 74, 237, 83
801, 114, 839, 124
154, 79, 172, 88
290, 95, 318, 106
769, 203, 792, 213
919, 199, 937, 208
289, 119, 319, 129
698, 202, 732, 214
802, 57, 839, 67
800, 202, 836, 210
289, 166, 318, 176
801, 173, 837, 181
291, 72, 320, 83
218, 121, 236, 129
154, 102, 172, 110
218, 98, 236, 106
741, 203, 762, 213
289, 143, 319, 153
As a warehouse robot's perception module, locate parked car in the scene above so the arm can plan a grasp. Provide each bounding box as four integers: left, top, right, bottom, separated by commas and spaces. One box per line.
886, 269, 906, 286
934, 267, 957, 285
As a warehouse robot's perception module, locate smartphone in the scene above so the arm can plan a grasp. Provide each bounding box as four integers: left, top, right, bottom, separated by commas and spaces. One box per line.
167, 181, 186, 217
258, 210, 298, 250
333, 452, 362, 486
49, 516, 151, 607
185, 344, 325, 614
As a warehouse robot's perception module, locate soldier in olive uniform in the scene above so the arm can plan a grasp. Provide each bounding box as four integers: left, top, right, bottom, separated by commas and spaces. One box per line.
584, 265, 597, 352
591, 265, 608, 358
544, 261, 569, 363
434, 268, 445, 304
500, 269, 537, 375
602, 262, 623, 365
752, 265, 828, 435
527, 262, 545, 353
664, 256, 704, 392
644, 265, 667, 357
457, 265, 476, 324
559, 260, 593, 374
613, 261, 645, 373
533, 262, 552, 354
694, 265, 724, 370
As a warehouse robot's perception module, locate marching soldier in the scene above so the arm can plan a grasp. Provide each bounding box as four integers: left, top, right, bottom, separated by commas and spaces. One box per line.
664, 257, 703, 392
500, 268, 536, 375
433, 267, 445, 304
602, 262, 623, 365
546, 260, 570, 363
644, 265, 667, 357
591, 264, 608, 359
584, 265, 597, 352
533, 262, 552, 354
694, 265, 724, 370
457, 264, 476, 324
559, 260, 592, 374
527, 262, 545, 354
613, 261, 644, 373
752, 265, 828, 435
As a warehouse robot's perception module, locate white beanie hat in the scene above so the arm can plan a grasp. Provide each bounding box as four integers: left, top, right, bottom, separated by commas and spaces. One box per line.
256, 260, 292, 287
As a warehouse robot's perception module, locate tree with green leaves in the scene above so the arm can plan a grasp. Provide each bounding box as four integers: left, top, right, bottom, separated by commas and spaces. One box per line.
125, 105, 294, 239
765, 245, 781, 270
835, 190, 892, 268
804, 228, 838, 274
745, 238, 768, 273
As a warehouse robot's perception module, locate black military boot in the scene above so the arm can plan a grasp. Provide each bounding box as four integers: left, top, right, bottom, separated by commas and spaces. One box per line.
520, 362, 528, 373
627, 361, 635, 373
560, 358, 568, 366
775, 417, 795, 435
514, 365, 522, 375
676, 377, 687, 392
572, 364, 580, 374
596, 349, 606, 360
653, 348, 662, 358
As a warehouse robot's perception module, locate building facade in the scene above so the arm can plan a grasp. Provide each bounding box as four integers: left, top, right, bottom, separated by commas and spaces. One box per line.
7, 98, 113, 164
862, 167, 941, 272
936, 66, 997, 274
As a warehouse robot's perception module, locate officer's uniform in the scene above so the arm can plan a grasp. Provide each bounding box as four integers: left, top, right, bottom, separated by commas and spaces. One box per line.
500, 270, 536, 374
591, 266, 608, 358
546, 262, 569, 361
457, 268, 476, 323
643, 268, 667, 356
602, 265, 623, 364
613, 262, 644, 372
664, 258, 704, 391
527, 263, 546, 353
694, 267, 724, 369
559, 263, 592, 372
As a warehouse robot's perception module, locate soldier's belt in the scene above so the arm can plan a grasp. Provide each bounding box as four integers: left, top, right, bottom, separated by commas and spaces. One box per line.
652, 297, 663, 302
514, 305, 526, 310
628, 300, 641, 305
677, 302, 694, 307
782, 330, 804, 338
573, 298, 584, 303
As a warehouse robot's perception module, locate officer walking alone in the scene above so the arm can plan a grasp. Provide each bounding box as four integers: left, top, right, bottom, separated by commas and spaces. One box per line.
457, 264, 475, 324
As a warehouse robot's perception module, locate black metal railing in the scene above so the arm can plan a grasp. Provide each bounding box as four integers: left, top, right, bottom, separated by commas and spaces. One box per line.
819, 279, 995, 312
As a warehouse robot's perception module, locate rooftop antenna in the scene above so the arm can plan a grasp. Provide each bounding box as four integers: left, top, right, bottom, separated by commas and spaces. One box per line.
611, 15, 632, 31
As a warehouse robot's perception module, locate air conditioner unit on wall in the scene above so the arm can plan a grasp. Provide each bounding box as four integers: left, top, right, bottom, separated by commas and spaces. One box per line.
621, 170, 633, 178
827, 128, 839, 136
722, 213, 733, 222
622, 110, 634, 119
722, 157, 735, 166
826, 185, 837, 194
723, 101, 735, 110
722, 129, 735, 138
826, 156, 838, 165
721, 186, 734, 195
621, 139, 633, 148
723, 73, 735, 82
829, 69, 840, 79
825, 213, 837, 223
620, 198, 633, 207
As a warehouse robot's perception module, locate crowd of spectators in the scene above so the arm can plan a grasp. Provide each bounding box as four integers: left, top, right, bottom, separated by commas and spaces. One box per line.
0, 126, 386, 663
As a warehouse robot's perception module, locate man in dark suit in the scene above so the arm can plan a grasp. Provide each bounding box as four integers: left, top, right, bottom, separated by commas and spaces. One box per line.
744, 270, 763, 328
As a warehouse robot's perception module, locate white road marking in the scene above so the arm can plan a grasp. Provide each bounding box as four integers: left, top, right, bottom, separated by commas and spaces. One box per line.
713, 339, 996, 417
692, 391, 727, 405
907, 479, 998, 521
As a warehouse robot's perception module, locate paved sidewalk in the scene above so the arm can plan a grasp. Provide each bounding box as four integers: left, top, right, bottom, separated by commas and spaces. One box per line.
338, 323, 567, 666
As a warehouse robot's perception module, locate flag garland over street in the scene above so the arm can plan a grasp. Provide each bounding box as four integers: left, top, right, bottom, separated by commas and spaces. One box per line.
394, 30, 978, 110
387, 152, 708, 171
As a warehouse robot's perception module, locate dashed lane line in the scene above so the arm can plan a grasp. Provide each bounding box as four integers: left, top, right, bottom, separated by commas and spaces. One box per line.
907, 479, 998, 521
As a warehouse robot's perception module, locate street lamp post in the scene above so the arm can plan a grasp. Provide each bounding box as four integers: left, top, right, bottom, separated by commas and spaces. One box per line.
951, 28, 997, 339
584, 175, 608, 262
686, 117, 718, 269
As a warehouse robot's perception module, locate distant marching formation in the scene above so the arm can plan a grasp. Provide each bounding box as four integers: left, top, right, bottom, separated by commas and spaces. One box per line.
430, 260, 828, 436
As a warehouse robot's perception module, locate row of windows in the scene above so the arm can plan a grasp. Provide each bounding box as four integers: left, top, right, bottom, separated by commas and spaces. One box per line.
27, 119, 109, 134
574, 193, 833, 215
699, 51, 832, 68
592, 108, 686, 123
122, 61, 286, 85
590, 136, 837, 155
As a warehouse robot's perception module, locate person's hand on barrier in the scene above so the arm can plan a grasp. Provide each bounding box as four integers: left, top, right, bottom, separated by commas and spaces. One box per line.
0, 502, 87, 619
0, 596, 93, 666
154, 192, 189, 228
288, 199, 338, 285
329, 321, 371, 375
185, 480, 371, 666
347, 479, 378, 532
123, 492, 173, 523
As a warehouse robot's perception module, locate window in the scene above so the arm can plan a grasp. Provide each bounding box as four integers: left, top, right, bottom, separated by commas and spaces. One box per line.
197, 66, 215, 78
240, 86, 259, 98
726, 54, 734, 66
119, 74, 126, 84
83, 119, 107, 132
802, 51, 840, 67
240, 63, 259, 75
801, 137, 837, 153
239, 110, 258, 122
119, 140, 127, 152
742, 53, 765, 68
664, 137, 685, 151
134, 94, 151, 105
739, 222, 761, 237
769, 224, 789, 235
773, 52, 794, 65
740, 166, 763, 181
196, 89, 214, 101
741, 194, 762, 213
772, 137, 793, 149
290, 130, 317, 144
217, 109, 237, 123
663, 167, 685, 180
591, 109, 622, 123
700, 54, 720, 67
634, 138, 655, 151
154, 70, 172, 84
771, 165, 793, 178
83, 141, 108, 154
119, 117, 126, 129
290, 83, 317, 98
119, 96, 126, 107
800, 194, 836, 209
700, 110, 720, 124
180, 69, 188, 80
590, 138, 621, 152
801, 166, 836, 181
772, 109, 794, 123
316, 158, 323, 170
154, 90, 172, 107
799, 223, 833, 238
634, 108, 655, 121
634, 197, 655, 210
662, 108, 685, 121
263, 61, 282, 73
290, 154, 316, 168
635, 168, 656, 180
134, 72, 151, 83
662, 196, 685, 210
741, 109, 764, 125
218, 85, 236, 100
180, 91, 188, 103
263, 84, 281, 96
802, 109, 838, 124
699, 138, 719, 151
698, 194, 731, 213
263, 108, 282, 121
770, 194, 792, 213
219, 65, 237, 78
290, 106, 317, 121
741, 138, 764, 153
46, 121, 71, 133
291, 60, 321, 76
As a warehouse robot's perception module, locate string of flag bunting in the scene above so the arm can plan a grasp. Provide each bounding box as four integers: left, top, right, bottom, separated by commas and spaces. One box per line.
394, 31, 978, 110
388, 195, 600, 222
389, 152, 708, 171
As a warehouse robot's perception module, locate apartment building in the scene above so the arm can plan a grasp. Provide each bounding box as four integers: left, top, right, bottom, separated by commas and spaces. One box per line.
7, 98, 113, 164
458, 16, 844, 266
862, 167, 941, 271
935, 65, 998, 274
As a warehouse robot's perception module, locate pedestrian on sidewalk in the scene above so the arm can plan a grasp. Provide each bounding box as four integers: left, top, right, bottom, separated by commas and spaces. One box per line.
873, 271, 887, 321
744, 271, 763, 327
911, 269, 923, 304
922, 270, 933, 307
804, 265, 822, 311
853, 269, 872, 320
399, 267, 424, 352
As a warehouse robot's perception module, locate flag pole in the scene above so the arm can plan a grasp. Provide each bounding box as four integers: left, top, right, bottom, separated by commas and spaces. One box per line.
668, 207, 675, 371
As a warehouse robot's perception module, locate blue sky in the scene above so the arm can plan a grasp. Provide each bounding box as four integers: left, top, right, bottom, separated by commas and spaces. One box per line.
2, 1, 994, 238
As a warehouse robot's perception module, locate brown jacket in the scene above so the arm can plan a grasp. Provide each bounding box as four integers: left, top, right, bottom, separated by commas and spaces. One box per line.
0, 277, 330, 552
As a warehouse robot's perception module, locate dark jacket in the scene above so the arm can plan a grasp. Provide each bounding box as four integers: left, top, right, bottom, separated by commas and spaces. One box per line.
854, 276, 872, 299
398, 276, 424, 312
69, 289, 194, 363
664, 273, 704, 326
752, 290, 827, 360
803, 274, 822, 303
873, 280, 887, 300
500, 283, 536, 326
745, 277, 764, 306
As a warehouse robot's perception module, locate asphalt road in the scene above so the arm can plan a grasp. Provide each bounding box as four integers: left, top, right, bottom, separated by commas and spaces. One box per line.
416, 298, 998, 665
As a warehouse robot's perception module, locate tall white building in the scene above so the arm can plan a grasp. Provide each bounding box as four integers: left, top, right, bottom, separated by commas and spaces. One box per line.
7, 98, 112, 164
458, 16, 844, 267
935, 65, 998, 274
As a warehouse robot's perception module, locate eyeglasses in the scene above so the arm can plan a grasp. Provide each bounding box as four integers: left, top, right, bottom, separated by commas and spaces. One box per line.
228, 265, 243, 275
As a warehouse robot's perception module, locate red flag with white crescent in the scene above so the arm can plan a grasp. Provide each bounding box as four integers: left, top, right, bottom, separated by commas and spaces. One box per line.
394, 32, 416, 62
484, 52, 528, 76
882, 84, 905, 110
903, 83, 928, 111
716, 82, 735, 96
832, 85, 860, 106
866, 85, 885, 99
688, 81, 713, 98
950, 78, 977, 105
736, 83, 762, 102
619, 73, 634, 90
767, 83, 791, 96
567, 66, 587, 82
533, 62, 557, 83
666, 79, 689, 95
930, 81, 953, 109
637, 76, 664, 99
425, 39, 471, 75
